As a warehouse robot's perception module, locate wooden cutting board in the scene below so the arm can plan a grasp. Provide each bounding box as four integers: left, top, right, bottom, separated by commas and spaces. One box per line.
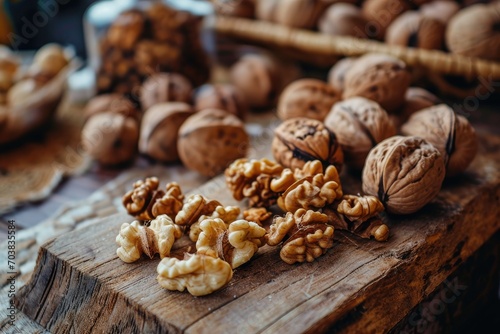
14, 132, 500, 334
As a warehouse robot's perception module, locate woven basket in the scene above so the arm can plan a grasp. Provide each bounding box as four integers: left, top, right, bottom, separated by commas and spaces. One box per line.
213, 16, 500, 80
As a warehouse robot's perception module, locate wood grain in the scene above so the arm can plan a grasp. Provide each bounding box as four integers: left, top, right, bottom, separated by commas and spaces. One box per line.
14, 133, 500, 333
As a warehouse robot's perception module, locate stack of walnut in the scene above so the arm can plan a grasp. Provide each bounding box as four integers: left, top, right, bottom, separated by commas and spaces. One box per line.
115, 156, 388, 296
96, 3, 209, 95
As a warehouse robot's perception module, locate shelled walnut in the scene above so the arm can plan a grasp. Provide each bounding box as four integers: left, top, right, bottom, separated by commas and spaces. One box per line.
225, 158, 284, 207
323, 195, 389, 241
277, 79, 341, 121
401, 104, 478, 176
343, 53, 411, 113
139, 102, 195, 162
362, 136, 446, 215
157, 253, 233, 296
272, 118, 344, 172
324, 97, 396, 170
83, 94, 138, 120
116, 215, 182, 263
194, 84, 247, 119
81, 112, 139, 166
177, 109, 249, 177
189, 205, 241, 242
196, 218, 266, 268
140, 73, 193, 111
267, 209, 334, 264
122, 177, 184, 220
243, 208, 272, 226
175, 194, 221, 227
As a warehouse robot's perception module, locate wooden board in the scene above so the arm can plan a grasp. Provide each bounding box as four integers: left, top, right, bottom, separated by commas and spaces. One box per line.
14, 133, 500, 334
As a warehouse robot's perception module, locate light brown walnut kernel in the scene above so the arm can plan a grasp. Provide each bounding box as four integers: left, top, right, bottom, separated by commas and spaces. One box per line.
401, 104, 478, 177
277, 79, 340, 121
157, 253, 233, 296
267, 209, 334, 264
337, 194, 384, 223
196, 218, 266, 268
324, 97, 396, 170
122, 177, 165, 220
152, 182, 184, 220
116, 215, 182, 263
362, 136, 446, 215
175, 194, 221, 226
243, 208, 272, 226
189, 205, 241, 242
272, 118, 344, 172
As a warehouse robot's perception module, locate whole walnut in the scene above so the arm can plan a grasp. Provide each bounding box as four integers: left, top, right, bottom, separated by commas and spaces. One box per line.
139, 102, 195, 162
324, 97, 396, 170
318, 3, 368, 38
420, 1, 460, 24
177, 109, 249, 176
82, 112, 139, 165
140, 73, 193, 111
29, 43, 69, 82
327, 57, 358, 94
255, 0, 329, 29
83, 94, 139, 120
446, 2, 500, 61
272, 117, 344, 172
277, 79, 341, 121
229, 54, 280, 109
385, 11, 445, 50
343, 53, 411, 113
194, 84, 247, 119
212, 0, 255, 18
401, 104, 478, 177
362, 136, 446, 215
398, 87, 440, 125
362, 0, 413, 39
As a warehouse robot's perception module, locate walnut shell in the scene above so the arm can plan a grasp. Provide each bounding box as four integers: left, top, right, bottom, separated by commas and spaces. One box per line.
385, 11, 445, 50
272, 117, 344, 172
229, 54, 280, 109
177, 109, 249, 176
327, 57, 357, 94
343, 53, 411, 113
83, 94, 138, 120
401, 104, 478, 177
277, 79, 340, 121
362, 136, 446, 215
194, 84, 247, 119
362, 0, 412, 39
324, 97, 396, 170
446, 2, 500, 61
81, 112, 139, 165
139, 102, 195, 162
255, 0, 328, 29
212, 0, 255, 18
140, 73, 192, 111
318, 3, 368, 38
420, 1, 460, 24
399, 87, 440, 122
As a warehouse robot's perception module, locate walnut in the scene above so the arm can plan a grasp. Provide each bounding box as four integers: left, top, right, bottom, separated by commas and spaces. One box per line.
140, 73, 193, 111
255, 0, 329, 29
327, 57, 357, 94
272, 118, 344, 172
0, 47, 19, 93
399, 87, 440, 122
277, 79, 341, 121
420, 1, 460, 24
318, 3, 368, 38
175, 194, 222, 226
81, 112, 139, 165
122, 177, 163, 220
157, 253, 233, 296
83, 94, 138, 120
196, 218, 266, 268
225, 158, 284, 207
446, 2, 500, 61
189, 205, 241, 242
212, 0, 255, 18
361, 0, 412, 39
116, 215, 182, 263
152, 182, 185, 220
267, 209, 334, 264
343, 53, 411, 113
6, 79, 40, 107
177, 109, 249, 177
29, 44, 69, 82
139, 102, 195, 162
194, 84, 247, 120
243, 208, 272, 226
324, 97, 396, 170
323, 194, 389, 241
401, 104, 478, 177
362, 136, 446, 215
107, 9, 145, 50
385, 11, 445, 50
